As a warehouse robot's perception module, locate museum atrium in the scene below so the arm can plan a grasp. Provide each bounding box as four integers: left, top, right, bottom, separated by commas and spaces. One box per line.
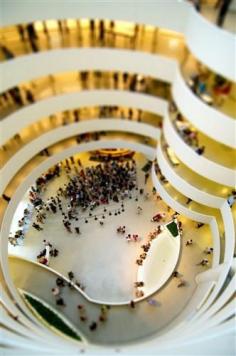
0, 0, 235, 354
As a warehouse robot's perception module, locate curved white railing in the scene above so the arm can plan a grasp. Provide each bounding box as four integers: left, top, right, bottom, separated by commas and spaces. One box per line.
163, 109, 236, 187
150, 165, 234, 340
220, 201, 235, 262
152, 165, 234, 332
3, 137, 229, 343
185, 6, 236, 82
0, 278, 83, 352
157, 143, 224, 209
193, 272, 236, 324
1, 120, 231, 350
1, 1, 235, 352
9, 227, 179, 305
0, 48, 176, 93
1, 51, 234, 152
0, 118, 159, 193
1, 0, 235, 83
0, 0, 189, 33
0, 90, 166, 145
0, 303, 77, 352
157, 143, 235, 266
0, 306, 59, 348
151, 165, 220, 268
131, 262, 234, 347
0, 287, 73, 351
1, 141, 225, 352
172, 67, 236, 148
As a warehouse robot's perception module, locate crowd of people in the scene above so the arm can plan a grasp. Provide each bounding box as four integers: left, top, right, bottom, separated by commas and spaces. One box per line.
9, 156, 139, 249
27, 158, 138, 240
7, 152, 215, 333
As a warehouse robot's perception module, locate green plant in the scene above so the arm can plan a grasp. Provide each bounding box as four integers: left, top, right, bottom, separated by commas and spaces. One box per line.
24, 294, 81, 341
166, 221, 178, 237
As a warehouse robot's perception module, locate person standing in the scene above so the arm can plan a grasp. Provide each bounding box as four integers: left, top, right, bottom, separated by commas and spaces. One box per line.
26, 23, 39, 52
1, 45, 14, 59
17, 24, 26, 42
25, 88, 35, 104
99, 20, 105, 45
216, 0, 233, 27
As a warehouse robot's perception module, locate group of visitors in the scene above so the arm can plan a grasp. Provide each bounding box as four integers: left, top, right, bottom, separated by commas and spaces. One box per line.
52, 273, 111, 332
126, 234, 141, 242
8, 206, 32, 246
172, 271, 186, 288
154, 162, 169, 185
0, 65, 169, 118
148, 225, 164, 240
187, 69, 232, 110
37, 240, 59, 265
78, 304, 110, 329
51, 271, 85, 306
227, 190, 236, 208
134, 213, 186, 298
135, 221, 166, 285
171, 108, 206, 156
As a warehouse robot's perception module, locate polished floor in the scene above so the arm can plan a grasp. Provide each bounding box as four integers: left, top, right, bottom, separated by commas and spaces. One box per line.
8, 152, 213, 345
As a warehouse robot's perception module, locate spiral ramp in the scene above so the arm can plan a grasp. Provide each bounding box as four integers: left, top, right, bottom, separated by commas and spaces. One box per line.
0, 1, 235, 355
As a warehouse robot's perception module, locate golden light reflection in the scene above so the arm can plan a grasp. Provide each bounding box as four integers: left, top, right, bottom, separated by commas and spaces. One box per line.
166, 146, 180, 165
80, 19, 89, 28
45, 20, 58, 30
67, 19, 77, 29
158, 28, 183, 38
115, 20, 134, 35
169, 38, 180, 48
34, 21, 44, 32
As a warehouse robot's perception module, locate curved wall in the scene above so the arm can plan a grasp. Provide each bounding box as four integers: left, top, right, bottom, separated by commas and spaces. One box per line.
172, 68, 236, 148
0, 0, 189, 33
151, 165, 220, 268
163, 110, 235, 187
151, 165, 216, 225
0, 119, 159, 193
157, 144, 235, 265
157, 143, 224, 209
186, 7, 236, 82
1, 49, 234, 152
1, 141, 223, 351
0, 49, 177, 92
1, 0, 235, 82
0, 90, 166, 145
151, 166, 233, 334
1, 1, 235, 352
